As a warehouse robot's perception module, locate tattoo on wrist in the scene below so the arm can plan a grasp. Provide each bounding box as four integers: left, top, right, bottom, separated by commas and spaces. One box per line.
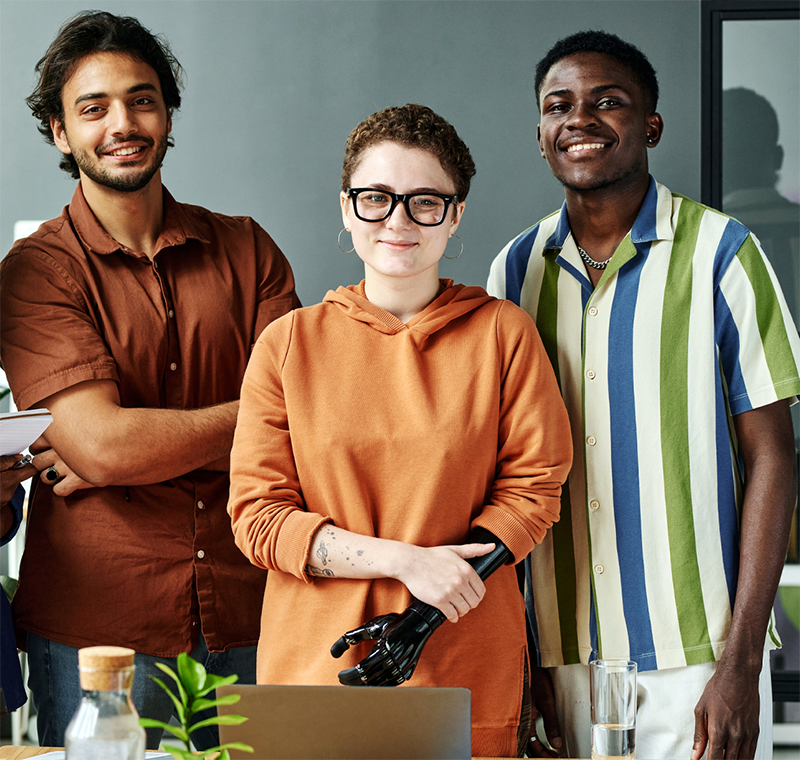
316, 541, 329, 565
305, 564, 334, 577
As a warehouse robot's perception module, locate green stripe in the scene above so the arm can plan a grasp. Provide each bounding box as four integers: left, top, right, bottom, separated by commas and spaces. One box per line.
737, 235, 800, 390
536, 256, 580, 663
660, 200, 714, 665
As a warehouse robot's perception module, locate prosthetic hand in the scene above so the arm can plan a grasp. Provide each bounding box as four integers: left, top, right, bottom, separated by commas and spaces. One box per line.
330, 528, 512, 686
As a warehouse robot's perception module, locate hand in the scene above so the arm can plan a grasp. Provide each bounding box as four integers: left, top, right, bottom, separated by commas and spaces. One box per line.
528, 666, 562, 757
32, 448, 96, 497
396, 543, 493, 622
331, 599, 446, 686
0, 454, 36, 507
691, 662, 761, 760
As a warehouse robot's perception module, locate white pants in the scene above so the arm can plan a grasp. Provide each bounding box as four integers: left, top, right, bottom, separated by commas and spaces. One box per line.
549, 650, 773, 760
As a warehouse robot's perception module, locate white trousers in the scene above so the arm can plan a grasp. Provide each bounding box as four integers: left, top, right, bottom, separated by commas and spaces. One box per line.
549, 650, 773, 760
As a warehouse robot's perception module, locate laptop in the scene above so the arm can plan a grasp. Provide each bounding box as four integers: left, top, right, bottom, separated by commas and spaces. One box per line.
216, 683, 471, 760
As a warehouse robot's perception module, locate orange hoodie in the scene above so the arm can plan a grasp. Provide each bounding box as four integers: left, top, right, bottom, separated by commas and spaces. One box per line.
229, 280, 572, 757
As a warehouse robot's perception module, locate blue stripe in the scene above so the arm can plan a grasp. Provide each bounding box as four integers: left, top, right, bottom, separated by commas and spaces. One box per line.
504, 225, 541, 305
607, 247, 656, 667
631, 177, 659, 243
713, 356, 740, 609
712, 219, 750, 290
556, 254, 593, 296
715, 293, 752, 413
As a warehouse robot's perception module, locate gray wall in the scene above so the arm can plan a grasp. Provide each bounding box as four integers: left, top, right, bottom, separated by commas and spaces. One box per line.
0, 0, 701, 306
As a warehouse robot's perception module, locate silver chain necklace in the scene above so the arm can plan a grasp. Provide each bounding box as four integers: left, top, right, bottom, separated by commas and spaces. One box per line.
577, 245, 612, 270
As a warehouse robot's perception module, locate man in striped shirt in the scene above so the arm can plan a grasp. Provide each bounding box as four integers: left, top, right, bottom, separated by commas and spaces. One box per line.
488, 30, 800, 760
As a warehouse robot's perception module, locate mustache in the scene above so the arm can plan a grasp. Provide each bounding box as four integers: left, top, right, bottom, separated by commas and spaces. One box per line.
96, 135, 155, 154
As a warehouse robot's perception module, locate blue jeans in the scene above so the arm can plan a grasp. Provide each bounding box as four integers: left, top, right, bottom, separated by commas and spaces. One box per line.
27, 632, 257, 751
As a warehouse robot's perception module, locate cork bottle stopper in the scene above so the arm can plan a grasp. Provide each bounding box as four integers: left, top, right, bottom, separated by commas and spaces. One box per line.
78, 646, 136, 691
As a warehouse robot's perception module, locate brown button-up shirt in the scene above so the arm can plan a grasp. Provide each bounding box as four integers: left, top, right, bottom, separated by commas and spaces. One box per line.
0, 184, 300, 655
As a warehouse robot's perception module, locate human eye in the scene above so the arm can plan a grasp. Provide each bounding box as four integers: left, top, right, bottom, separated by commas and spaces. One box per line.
598, 96, 623, 109
79, 104, 105, 118
361, 191, 390, 205
544, 100, 570, 115
412, 195, 440, 208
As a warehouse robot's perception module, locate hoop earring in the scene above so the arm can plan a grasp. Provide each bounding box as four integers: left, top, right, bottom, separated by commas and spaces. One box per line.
442, 234, 463, 260
338, 228, 354, 254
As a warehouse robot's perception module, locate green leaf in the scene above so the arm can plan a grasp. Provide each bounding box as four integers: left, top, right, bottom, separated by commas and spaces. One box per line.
188, 714, 248, 733
161, 749, 196, 760
196, 672, 239, 698
138, 718, 173, 731
154, 662, 188, 705
148, 675, 186, 723
215, 742, 255, 753
177, 652, 206, 695
190, 693, 241, 714
151, 723, 190, 743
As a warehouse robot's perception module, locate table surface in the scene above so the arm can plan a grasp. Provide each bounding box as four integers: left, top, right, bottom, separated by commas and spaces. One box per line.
0, 750, 514, 760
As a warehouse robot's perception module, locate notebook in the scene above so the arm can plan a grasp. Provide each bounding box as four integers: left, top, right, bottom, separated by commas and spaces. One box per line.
216, 683, 471, 759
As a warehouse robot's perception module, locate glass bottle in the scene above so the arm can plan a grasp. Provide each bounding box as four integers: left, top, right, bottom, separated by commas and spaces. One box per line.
65, 645, 146, 759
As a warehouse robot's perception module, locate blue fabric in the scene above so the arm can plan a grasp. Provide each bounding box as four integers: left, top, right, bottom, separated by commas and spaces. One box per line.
1, 485, 26, 712
27, 631, 256, 750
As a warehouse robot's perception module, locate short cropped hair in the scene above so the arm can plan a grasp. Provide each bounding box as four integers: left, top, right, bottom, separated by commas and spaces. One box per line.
27, 10, 184, 178
341, 104, 476, 201
534, 30, 659, 114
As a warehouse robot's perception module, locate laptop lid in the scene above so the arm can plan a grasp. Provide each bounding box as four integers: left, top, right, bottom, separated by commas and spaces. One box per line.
216, 683, 471, 760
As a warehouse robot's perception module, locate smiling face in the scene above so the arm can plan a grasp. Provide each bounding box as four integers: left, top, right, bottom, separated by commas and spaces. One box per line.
340, 141, 464, 285
537, 52, 663, 195
51, 52, 171, 194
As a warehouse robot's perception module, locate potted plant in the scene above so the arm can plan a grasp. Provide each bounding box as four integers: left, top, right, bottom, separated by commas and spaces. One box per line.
139, 652, 253, 759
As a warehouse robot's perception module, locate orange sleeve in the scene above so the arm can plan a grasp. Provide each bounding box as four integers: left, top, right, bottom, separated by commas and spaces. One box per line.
472, 300, 573, 561
228, 312, 329, 580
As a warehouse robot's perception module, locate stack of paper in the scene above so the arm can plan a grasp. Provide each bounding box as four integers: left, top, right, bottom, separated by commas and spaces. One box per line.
0, 408, 53, 456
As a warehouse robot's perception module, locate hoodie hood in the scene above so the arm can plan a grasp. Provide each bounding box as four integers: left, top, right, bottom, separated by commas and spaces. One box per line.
323, 279, 496, 343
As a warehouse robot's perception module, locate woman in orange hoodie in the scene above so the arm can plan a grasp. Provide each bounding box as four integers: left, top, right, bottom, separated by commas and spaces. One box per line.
228, 104, 572, 758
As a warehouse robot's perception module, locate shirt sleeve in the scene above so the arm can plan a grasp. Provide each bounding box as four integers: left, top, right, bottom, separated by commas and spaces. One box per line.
0, 243, 119, 411
228, 312, 329, 581
716, 229, 800, 415
1, 485, 25, 545
251, 222, 302, 342
472, 301, 573, 562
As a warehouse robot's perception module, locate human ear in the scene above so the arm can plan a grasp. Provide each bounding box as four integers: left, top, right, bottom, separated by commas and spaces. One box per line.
537, 124, 546, 158
645, 113, 664, 147
449, 201, 466, 235
340, 191, 352, 230
51, 116, 72, 155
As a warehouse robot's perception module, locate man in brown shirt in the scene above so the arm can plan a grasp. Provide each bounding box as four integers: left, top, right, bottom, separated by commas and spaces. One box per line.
0, 10, 300, 750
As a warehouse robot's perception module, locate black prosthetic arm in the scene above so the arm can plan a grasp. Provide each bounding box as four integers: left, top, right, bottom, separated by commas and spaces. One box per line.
330, 530, 513, 686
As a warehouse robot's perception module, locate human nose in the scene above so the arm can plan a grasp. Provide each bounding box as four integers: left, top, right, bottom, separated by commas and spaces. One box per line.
566, 100, 597, 129
385, 197, 414, 227
107, 102, 138, 136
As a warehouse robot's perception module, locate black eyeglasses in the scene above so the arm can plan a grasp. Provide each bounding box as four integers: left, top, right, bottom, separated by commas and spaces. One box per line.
346, 188, 458, 227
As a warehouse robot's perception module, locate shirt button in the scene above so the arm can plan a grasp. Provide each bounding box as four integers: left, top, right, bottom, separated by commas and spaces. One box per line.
168, 309, 174, 318
197, 550, 205, 559
589, 499, 600, 510
170, 362, 177, 371
594, 564, 604, 574
587, 436, 597, 446
197, 501, 205, 510
588, 306, 598, 317
586, 369, 596, 380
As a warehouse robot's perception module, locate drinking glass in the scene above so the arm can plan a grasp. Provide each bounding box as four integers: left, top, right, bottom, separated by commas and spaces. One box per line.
590, 659, 637, 760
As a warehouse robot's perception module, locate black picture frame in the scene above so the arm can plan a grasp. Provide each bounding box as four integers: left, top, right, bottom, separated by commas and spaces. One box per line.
700, 0, 800, 210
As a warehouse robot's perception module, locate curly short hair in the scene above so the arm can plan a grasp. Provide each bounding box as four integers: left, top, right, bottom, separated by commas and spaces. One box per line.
27, 10, 184, 178
341, 104, 476, 201
534, 30, 659, 114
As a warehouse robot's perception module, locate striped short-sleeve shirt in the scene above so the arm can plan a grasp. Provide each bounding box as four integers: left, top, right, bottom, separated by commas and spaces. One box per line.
487, 177, 800, 671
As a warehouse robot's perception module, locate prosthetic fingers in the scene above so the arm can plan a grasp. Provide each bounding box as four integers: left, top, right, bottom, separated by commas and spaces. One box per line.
330, 528, 512, 686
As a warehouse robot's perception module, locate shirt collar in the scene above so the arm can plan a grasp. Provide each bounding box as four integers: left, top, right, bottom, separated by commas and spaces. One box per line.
69, 182, 210, 257
542, 175, 674, 255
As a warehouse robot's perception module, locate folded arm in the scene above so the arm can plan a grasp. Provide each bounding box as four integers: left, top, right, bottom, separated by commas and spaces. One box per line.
37, 378, 238, 492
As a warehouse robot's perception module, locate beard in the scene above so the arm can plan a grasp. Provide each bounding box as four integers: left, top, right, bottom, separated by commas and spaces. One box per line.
551, 152, 647, 194
69, 131, 169, 193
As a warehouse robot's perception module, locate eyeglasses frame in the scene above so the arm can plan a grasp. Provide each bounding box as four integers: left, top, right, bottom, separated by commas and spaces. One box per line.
346, 187, 459, 227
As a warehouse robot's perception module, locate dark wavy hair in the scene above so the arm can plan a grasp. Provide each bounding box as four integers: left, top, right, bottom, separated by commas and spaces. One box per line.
535, 30, 659, 114
341, 104, 476, 201
27, 10, 184, 178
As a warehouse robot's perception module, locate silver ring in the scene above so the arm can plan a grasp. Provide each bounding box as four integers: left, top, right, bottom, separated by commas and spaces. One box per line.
45, 465, 60, 482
